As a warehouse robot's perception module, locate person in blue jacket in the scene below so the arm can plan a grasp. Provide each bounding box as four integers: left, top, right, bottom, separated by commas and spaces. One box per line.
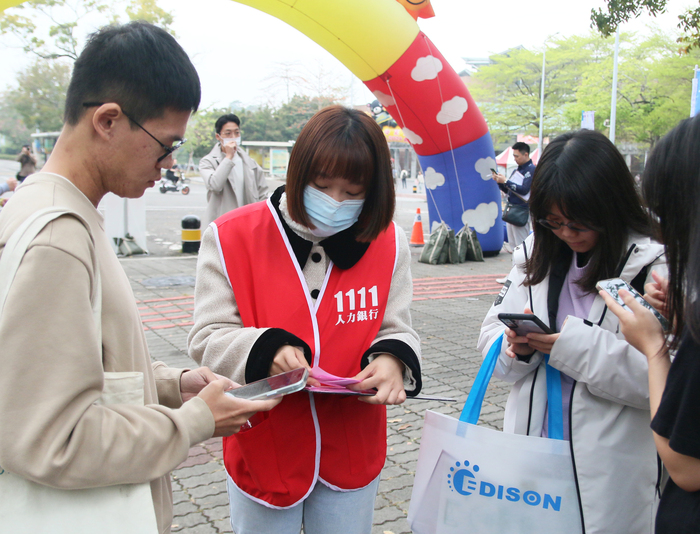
492, 142, 536, 255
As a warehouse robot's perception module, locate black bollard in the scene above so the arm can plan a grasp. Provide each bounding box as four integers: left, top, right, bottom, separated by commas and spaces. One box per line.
181, 215, 201, 253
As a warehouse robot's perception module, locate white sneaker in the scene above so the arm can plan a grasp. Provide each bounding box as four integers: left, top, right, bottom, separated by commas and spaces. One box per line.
496, 277, 507, 284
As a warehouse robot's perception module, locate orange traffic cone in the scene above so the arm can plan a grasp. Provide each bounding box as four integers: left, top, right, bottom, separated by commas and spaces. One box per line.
410, 208, 425, 246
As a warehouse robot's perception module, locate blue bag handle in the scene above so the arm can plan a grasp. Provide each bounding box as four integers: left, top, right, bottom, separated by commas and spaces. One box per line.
460, 334, 503, 425
460, 333, 565, 440
544, 354, 564, 440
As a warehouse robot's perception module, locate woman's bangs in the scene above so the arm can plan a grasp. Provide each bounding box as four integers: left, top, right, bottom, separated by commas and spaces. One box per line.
309, 134, 374, 187
541, 170, 599, 229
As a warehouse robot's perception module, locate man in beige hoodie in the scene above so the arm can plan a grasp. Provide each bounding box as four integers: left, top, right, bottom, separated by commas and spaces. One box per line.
0, 22, 278, 534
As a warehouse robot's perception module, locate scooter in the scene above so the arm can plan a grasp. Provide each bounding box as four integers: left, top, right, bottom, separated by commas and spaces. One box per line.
159, 169, 189, 195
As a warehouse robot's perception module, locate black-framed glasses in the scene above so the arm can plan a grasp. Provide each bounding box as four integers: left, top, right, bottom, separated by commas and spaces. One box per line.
537, 219, 593, 233
82, 102, 186, 162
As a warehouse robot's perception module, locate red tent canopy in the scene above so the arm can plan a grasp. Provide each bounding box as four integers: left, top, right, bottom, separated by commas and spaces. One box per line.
495, 147, 513, 166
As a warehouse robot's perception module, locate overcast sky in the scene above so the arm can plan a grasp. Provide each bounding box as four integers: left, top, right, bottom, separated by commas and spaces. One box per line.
0, 0, 693, 110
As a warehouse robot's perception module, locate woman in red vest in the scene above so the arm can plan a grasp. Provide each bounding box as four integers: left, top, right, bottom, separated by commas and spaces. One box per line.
188, 105, 422, 534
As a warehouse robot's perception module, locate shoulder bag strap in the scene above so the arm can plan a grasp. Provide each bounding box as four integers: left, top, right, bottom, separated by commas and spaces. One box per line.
459, 333, 565, 440
0, 207, 101, 342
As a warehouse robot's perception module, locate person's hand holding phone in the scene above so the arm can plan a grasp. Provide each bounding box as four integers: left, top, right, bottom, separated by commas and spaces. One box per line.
503, 308, 560, 357
504, 308, 536, 359
525, 330, 560, 354
197, 379, 281, 437
644, 271, 669, 320
180, 366, 235, 401
523, 308, 560, 354
491, 169, 506, 184
504, 326, 535, 359
599, 288, 667, 360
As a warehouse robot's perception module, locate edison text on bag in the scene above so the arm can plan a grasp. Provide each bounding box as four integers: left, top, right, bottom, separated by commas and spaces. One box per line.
447, 459, 563, 512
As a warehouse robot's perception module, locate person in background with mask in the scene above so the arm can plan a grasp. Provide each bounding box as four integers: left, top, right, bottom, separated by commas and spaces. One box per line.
188, 105, 422, 534
199, 113, 268, 226
16, 145, 37, 183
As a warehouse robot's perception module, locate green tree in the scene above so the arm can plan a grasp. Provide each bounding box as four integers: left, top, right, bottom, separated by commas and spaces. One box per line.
591, 0, 700, 52
237, 106, 284, 142
183, 106, 228, 160
569, 31, 700, 147
184, 95, 343, 161
1, 0, 176, 135
0, 0, 174, 61
0, 101, 32, 154
470, 30, 697, 149
469, 35, 612, 144
3, 58, 71, 133
276, 95, 337, 140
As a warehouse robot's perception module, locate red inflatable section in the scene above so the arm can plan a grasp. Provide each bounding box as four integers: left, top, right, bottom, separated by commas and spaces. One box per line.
365, 32, 488, 157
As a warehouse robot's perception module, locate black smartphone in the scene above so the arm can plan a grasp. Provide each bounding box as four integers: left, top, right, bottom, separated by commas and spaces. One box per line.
498, 313, 553, 335
490, 168, 498, 174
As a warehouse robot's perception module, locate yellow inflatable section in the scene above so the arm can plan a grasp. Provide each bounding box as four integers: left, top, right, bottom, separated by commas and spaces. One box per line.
0, 0, 419, 81
235, 0, 419, 81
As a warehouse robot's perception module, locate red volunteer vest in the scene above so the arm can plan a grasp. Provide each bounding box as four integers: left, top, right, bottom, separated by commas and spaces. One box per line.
214, 200, 397, 508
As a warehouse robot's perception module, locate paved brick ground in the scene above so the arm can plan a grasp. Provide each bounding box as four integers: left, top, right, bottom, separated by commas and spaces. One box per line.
119, 241, 515, 534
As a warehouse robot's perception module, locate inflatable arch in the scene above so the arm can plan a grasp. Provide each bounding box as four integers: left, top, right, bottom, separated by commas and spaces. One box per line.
0, 0, 504, 253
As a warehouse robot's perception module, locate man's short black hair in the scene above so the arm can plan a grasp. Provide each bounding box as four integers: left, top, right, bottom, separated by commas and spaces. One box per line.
215, 114, 241, 134
64, 21, 201, 126
512, 142, 530, 154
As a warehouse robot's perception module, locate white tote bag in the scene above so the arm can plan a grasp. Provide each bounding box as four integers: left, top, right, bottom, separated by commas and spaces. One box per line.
0, 208, 158, 534
408, 335, 583, 533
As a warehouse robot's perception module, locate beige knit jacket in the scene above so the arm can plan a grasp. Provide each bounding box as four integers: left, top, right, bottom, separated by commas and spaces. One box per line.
0, 174, 215, 534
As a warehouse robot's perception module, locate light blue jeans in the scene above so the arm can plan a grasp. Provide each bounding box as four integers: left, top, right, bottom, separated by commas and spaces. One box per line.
226, 474, 380, 534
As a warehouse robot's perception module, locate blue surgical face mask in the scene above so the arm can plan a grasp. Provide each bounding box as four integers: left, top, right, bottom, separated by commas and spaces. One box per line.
303, 185, 365, 237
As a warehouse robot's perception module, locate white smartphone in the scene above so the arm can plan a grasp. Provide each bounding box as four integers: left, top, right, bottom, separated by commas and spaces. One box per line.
596, 278, 669, 331
225, 368, 309, 401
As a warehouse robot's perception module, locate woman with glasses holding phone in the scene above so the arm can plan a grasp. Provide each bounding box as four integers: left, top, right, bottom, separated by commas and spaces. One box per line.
478, 129, 665, 533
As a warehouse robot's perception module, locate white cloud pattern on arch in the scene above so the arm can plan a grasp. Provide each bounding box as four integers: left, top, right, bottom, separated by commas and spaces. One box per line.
424, 167, 445, 190
372, 90, 395, 107
462, 202, 498, 234
475, 157, 497, 181
401, 127, 423, 145
437, 96, 468, 125
411, 55, 443, 82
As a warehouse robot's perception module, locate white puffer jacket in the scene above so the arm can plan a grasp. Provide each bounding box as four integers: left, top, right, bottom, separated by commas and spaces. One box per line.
478, 233, 666, 534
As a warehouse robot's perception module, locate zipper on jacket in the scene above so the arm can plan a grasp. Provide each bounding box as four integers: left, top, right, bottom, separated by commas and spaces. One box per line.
568, 381, 586, 533
522, 241, 535, 312
526, 365, 539, 435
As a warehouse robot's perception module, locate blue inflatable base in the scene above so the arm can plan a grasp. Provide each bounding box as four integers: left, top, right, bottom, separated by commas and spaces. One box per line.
417, 132, 503, 253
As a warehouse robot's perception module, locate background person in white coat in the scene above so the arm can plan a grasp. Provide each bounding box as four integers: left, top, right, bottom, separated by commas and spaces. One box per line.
200, 113, 268, 226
